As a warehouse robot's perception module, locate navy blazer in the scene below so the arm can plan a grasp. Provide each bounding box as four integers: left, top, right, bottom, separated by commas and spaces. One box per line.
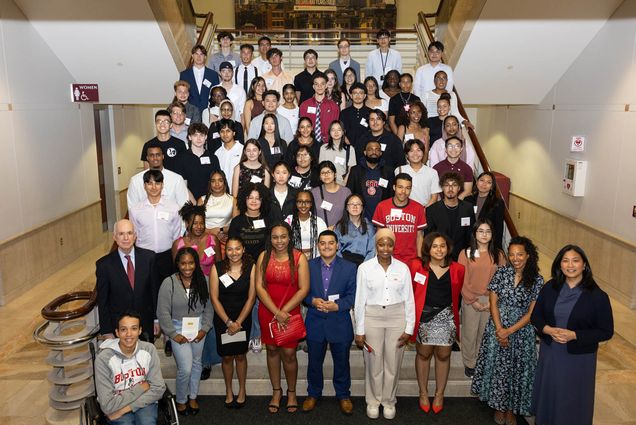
179, 67, 220, 113
304, 256, 357, 343
328, 58, 361, 86
531, 279, 613, 354
96, 247, 158, 339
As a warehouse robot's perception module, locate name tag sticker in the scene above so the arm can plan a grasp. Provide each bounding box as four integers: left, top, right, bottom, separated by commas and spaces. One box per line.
335, 156, 346, 165
289, 175, 302, 186
229, 60, 236, 67
203, 79, 212, 88
204, 246, 215, 257
473, 205, 478, 214
380, 143, 387, 152
157, 211, 169, 220
212, 132, 220, 139
266, 78, 274, 86
307, 106, 317, 114
390, 208, 402, 218
253, 219, 266, 229
378, 178, 388, 188
461, 217, 471, 227
219, 273, 233, 288
250, 175, 263, 183
404, 133, 414, 141
328, 294, 340, 302
184, 117, 191, 126
360, 117, 368, 127
414, 272, 427, 284
321, 200, 333, 211
200, 156, 211, 165
271, 146, 281, 155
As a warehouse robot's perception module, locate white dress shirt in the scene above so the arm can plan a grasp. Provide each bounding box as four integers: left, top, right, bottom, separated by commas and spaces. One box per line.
354, 256, 415, 335
127, 168, 189, 210
129, 198, 182, 253
234, 63, 259, 94
193, 65, 205, 93
365, 48, 402, 83
413, 63, 454, 98
118, 248, 135, 271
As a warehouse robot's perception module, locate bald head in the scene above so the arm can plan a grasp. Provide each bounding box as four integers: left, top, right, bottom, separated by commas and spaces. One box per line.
113, 219, 136, 253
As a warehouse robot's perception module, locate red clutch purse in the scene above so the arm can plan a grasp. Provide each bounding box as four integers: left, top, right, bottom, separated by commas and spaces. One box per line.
269, 314, 306, 346
268, 273, 306, 346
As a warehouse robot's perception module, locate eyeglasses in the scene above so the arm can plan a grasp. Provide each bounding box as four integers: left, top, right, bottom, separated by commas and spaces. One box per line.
155, 119, 170, 125
296, 200, 312, 205
320, 170, 334, 175
446, 144, 462, 150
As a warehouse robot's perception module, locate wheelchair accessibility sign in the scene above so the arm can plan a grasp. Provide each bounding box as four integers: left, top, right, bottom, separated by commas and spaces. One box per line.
70, 84, 99, 102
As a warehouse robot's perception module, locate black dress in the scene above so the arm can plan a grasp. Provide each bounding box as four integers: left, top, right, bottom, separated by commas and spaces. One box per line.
213, 262, 253, 356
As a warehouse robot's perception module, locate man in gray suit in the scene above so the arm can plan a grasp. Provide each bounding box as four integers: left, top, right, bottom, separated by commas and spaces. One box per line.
328, 38, 361, 85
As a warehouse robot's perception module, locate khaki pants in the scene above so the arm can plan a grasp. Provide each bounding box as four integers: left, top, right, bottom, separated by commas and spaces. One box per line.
363, 303, 406, 408
460, 295, 490, 369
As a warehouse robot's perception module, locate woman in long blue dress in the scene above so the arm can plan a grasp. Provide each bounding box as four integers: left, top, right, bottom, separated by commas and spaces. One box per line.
471, 236, 543, 425
531, 245, 613, 425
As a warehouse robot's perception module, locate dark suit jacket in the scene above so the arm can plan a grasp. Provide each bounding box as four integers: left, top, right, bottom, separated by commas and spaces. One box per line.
328, 58, 361, 86
425, 200, 475, 260
304, 256, 357, 344
179, 67, 220, 113
531, 279, 613, 354
96, 247, 158, 340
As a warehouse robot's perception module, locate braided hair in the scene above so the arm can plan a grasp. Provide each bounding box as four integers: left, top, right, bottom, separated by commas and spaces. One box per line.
174, 247, 209, 312
178, 201, 207, 236
289, 190, 319, 259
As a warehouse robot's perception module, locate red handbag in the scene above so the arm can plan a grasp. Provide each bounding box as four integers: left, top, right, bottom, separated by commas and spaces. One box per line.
268, 276, 306, 346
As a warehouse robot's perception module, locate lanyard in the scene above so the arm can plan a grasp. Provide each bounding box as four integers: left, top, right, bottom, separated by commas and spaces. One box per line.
380, 50, 389, 78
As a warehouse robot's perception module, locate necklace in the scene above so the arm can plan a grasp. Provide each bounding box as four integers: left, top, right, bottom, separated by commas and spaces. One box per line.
399, 92, 412, 105
443, 202, 459, 210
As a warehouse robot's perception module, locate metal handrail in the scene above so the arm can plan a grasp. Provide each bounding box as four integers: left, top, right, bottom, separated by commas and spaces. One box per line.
33, 320, 100, 347
416, 12, 519, 239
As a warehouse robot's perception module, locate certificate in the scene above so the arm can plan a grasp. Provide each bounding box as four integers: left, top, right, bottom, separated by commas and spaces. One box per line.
181, 317, 200, 341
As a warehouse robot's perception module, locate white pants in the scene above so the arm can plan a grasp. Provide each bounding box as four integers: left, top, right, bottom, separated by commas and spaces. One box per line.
363, 303, 406, 408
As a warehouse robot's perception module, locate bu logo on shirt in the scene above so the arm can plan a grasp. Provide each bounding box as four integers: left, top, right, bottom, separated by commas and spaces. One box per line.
166, 147, 177, 157
366, 179, 379, 196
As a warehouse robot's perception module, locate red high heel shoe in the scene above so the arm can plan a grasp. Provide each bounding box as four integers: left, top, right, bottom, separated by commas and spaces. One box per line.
419, 393, 430, 413
432, 394, 444, 414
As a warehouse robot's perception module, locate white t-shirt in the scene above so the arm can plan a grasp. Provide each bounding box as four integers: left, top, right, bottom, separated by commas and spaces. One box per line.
214, 142, 244, 194
394, 163, 441, 206
277, 105, 300, 134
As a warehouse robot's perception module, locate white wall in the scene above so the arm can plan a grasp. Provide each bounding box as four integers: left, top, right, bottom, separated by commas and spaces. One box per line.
0, 0, 99, 242
476, 0, 636, 244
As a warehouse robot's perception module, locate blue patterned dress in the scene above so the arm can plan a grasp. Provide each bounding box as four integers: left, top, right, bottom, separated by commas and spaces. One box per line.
471, 266, 543, 416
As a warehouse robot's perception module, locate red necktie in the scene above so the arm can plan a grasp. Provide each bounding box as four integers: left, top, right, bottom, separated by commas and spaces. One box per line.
125, 255, 135, 289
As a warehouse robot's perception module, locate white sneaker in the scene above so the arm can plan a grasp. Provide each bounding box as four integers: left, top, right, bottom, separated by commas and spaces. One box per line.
248, 339, 254, 351
383, 405, 396, 419
366, 404, 379, 419
251, 337, 262, 353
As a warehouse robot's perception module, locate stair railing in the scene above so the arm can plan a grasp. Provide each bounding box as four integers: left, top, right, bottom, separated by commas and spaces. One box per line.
416, 11, 519, 245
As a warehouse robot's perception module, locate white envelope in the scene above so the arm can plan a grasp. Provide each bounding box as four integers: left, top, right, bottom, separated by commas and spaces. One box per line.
221, 330, 247, 344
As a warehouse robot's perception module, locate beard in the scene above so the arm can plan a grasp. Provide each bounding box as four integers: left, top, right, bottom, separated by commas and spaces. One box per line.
365, 155, 380, 164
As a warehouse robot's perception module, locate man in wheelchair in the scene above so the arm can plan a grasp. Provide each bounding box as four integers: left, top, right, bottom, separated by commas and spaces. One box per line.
95, 311, 166, 424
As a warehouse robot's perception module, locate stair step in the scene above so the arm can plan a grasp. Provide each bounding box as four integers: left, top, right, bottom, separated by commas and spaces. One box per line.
160, 348, 473, 397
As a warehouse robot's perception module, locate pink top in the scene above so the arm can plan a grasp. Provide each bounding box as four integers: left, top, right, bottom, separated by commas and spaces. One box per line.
176, 234, 216, 276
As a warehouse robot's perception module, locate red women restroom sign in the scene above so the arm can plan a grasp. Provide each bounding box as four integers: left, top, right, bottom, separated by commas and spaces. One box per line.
70, 84, 99, 102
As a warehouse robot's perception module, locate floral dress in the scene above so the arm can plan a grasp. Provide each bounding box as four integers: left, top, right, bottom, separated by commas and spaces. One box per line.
471, 266, 543, 416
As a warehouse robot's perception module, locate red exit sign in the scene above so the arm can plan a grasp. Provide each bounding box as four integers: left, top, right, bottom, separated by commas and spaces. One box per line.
70, 84, 99, 102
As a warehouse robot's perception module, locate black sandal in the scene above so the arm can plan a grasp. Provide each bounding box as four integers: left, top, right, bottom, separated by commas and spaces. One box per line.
268, 388, 282, 414
286, 389, 298, 413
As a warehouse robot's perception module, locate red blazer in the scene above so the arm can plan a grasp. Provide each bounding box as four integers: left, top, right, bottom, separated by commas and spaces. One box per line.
408, 259, 465, 342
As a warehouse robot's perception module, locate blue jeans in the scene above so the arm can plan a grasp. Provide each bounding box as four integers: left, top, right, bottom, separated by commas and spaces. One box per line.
107, 402, 157, 425
201, 323, 222, 367
251, 299, 261, 339
171, 319, 206, 404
